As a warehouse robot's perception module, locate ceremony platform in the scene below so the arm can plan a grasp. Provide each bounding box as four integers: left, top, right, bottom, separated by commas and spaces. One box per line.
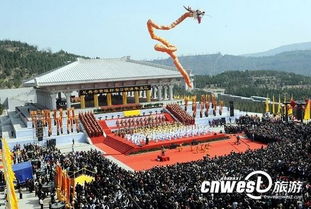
92, 132, 228, 155
93, 135, 267, 171
91, 120, 228, 155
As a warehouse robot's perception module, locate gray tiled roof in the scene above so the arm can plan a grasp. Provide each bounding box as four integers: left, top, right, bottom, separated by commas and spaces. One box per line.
24, 57, 182, 87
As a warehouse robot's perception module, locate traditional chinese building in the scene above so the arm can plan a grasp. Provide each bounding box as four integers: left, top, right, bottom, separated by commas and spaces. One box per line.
24, 57, 187, 110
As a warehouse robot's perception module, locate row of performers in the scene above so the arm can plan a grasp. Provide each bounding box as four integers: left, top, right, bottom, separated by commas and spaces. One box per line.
166, 104, 195, 125
116, 114, 166, 128
79, 112, 103, 137
114, 121, 174, 139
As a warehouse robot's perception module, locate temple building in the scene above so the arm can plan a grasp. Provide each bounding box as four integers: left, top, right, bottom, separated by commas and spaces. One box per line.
24, 57, 189, 110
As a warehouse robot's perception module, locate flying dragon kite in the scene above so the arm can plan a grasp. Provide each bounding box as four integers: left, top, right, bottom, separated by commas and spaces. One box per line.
147, 6, 205, 88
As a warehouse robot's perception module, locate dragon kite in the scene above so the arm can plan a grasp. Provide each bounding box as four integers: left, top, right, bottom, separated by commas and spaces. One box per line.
147, 6, 205, 88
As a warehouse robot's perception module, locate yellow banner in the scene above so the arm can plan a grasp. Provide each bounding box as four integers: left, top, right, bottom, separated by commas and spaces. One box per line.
123, 109, 141, 117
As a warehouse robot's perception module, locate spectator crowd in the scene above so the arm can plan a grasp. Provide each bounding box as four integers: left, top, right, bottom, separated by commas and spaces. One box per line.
3, 115, 311, 209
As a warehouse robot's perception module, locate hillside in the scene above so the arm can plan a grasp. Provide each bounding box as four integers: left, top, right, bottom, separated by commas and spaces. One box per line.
150, 50, 311, 76
0, 40, 84, 88
2, 40, 311, 92
194, 70, 311, 100
243, 42, 311, 57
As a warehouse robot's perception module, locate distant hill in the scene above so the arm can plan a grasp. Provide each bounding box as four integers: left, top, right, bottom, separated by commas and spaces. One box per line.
2, 39, 311, 90
243, 42, 311, 57
194, 70, 311, 100
150, 50, 311, 76
0, 40, 84, 88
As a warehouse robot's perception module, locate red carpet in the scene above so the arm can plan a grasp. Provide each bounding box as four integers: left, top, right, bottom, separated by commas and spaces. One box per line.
103, 134, 139, 154
164, 113, 175, 122
91, 136, 104, 144
92, 133, 228, 155
90, 120, 111, 144
99, 120, 112, 135
94, 135, 267, 171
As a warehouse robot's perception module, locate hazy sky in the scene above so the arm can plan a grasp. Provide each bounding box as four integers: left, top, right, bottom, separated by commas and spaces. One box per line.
1, 0, 310, 59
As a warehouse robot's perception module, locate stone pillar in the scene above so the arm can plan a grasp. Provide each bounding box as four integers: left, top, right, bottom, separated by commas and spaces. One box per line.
158, 86, 163, 101
94, 94, 99, 107
122, 92, 127, 105
80, 95, 85, 109
169, 85, 174, 100
146, 90, 151, 102
50, 93, 57, 110
65, 92, 72, 108
134, 91, 140, 104
152, 87, 157, 99
163, 86, 168, 100
107, 93, 112, 106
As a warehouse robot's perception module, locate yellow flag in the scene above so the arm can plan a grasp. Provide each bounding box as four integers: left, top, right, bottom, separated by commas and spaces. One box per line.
277, 95, 281, 115
265, 97, 270, 113
288, 105, 293, 115
1, 138, 18, 209
272, 95, 275, 114
304, 100, 311, 120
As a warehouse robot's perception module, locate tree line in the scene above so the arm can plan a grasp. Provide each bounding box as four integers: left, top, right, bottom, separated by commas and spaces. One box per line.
193, 70, 311, 101
0, 40, 84, 88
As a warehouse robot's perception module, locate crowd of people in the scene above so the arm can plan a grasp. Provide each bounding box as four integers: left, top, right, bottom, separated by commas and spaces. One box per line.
10, 143, 60, 208
224, 115, 260, 134
243, 117, 310, 144
208, 118, 226, 127
166, 104, 195, 125
74, 117, 311, 208
4, 115, 311, 209
122, 123, 210, 145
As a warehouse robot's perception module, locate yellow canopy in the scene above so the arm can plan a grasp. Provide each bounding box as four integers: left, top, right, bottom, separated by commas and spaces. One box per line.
123, 109, 141, 117
74, 175, 95, 186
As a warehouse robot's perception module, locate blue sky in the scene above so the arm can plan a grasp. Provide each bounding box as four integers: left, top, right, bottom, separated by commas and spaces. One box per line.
1, 0, 310, 59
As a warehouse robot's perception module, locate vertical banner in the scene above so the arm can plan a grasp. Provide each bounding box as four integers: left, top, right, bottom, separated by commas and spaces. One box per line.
265, 97, 270, 113
304, 100, 311, 120
2, 138, 18, 209
66, 177, 71, 204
